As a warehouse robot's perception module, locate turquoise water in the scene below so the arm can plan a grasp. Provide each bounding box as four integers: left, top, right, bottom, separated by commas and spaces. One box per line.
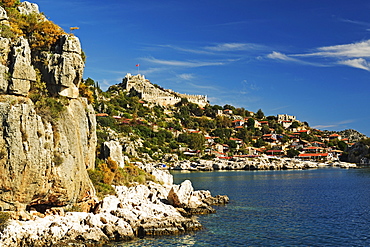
107, 168, 370, 246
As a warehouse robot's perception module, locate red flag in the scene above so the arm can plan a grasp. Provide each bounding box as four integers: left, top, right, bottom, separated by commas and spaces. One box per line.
136, 64, 140, 67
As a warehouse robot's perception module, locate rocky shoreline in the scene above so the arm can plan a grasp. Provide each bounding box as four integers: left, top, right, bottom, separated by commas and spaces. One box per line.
170, 156, 358, 171
0, 165, 228, 246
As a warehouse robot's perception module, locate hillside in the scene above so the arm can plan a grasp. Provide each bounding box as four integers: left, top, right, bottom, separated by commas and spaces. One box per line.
84, 74, 368, 173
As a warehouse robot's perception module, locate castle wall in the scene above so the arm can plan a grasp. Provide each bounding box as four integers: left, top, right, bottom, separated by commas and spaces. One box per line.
122, 73, 208, 107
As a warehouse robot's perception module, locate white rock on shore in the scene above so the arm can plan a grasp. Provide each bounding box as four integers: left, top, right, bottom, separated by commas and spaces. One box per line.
171, 157, 357, 171
0, 166, 228, 246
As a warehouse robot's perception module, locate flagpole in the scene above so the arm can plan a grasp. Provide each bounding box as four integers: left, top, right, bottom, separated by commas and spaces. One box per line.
136, 64, 140, 75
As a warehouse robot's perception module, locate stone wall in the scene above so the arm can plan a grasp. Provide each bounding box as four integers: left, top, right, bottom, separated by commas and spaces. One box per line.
121, 73, 208, 107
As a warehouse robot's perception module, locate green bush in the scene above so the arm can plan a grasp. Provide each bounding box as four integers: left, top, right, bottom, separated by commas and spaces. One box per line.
34, 97, 67, 123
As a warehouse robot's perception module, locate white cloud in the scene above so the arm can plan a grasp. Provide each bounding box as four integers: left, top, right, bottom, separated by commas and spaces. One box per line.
312, 124, 337, 129
267, 51, 328, 67
205, 42, 266, 52
177, 73, 195, 80
143, 57, 225, 67
300, 39, 370, 58
267, 40, 370, 71
338, 58, 370, 71
267, 51, 297, 61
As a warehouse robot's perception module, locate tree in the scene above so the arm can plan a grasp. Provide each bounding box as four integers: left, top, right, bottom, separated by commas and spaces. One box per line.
254, 138, 265, 148
246, 118, 255, 130
256, 109, 265, 119
262, 124, 270, 134
291, 121, 300, 128
338, 141, 347, 151
234, 107, 246, 117
212, 128, 232, 141
215, 115, 232, 128
287, 149, 300, 158
223, 104, 236, 111
189, 133, 206, 150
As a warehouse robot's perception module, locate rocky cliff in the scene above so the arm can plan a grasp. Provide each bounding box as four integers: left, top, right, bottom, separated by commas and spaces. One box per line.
343, 140, 370, 165
0, 2, 96, 211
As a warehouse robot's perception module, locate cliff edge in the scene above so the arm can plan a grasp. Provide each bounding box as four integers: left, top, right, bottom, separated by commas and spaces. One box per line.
0, 1, 96, 212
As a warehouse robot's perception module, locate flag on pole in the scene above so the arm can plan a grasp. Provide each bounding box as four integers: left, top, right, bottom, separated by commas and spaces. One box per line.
136, 64, 140, 67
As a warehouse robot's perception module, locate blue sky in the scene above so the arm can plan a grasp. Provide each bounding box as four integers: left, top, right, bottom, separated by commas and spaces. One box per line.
34, 0, 370, 136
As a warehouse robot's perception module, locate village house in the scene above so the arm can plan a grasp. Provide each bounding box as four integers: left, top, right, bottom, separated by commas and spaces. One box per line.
232, 119, 245, 128
223, 109, 233, 115
329, 133, 342, 140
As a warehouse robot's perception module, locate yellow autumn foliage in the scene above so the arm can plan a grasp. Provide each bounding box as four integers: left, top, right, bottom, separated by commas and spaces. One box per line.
2, 3, 65, 50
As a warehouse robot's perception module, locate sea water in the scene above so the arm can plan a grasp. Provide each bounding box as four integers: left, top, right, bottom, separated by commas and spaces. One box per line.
107, 168, 370, 246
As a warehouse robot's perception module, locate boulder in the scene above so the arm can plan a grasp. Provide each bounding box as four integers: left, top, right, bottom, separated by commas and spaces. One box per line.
102, 140, 125, 168
17, 1, 40, 15
39, 35, 84, 99
168, 180, 198, 208
0, 6, 8, 21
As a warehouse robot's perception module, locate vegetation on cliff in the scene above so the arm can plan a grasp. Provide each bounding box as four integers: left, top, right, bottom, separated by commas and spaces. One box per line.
0, 0, 65, 50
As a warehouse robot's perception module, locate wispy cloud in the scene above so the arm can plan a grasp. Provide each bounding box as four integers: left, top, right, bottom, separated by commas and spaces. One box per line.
143, 57, 226, 67
312, 119, 356, 130
177, 73, 195, 80
158, 45, 215, 55
338, 58, 370, 71
339, 18, 370, 29
267, 51, 328, 67
205, 42, 267, 52
267, 39, 370, 71
299, 40, 370, 58
267, 51, 298, 62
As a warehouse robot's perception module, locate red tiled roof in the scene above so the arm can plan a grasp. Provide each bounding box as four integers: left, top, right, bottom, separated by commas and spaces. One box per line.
298, 153, 328, 157
298, 130, 309, 133
230, 137, 242, 141
329, 134, 341, 137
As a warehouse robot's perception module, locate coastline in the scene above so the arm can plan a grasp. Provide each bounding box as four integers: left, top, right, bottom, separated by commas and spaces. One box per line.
0, 164, 228, 246
0, 157, 357, 246
170, 156, 358, 171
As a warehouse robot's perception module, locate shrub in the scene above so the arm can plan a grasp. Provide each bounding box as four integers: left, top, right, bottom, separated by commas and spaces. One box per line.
0, 211, 10, 232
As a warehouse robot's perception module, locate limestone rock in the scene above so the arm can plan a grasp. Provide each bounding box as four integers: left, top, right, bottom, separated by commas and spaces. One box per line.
0, 64, 9, 93
0, 96, 96, 211
102, 140, 125, 168
17, 1, 40, 15
167, 180, 195, 208
8, 37, 36, 96
135, 162, 173, 185
0, 6, 8, 21
123, 142, 139, 158
39, 35, 84, 99
0, 37, 11, 65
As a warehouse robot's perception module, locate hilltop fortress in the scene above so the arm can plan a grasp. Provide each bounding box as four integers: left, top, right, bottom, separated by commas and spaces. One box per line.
120, 73, 208, 107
